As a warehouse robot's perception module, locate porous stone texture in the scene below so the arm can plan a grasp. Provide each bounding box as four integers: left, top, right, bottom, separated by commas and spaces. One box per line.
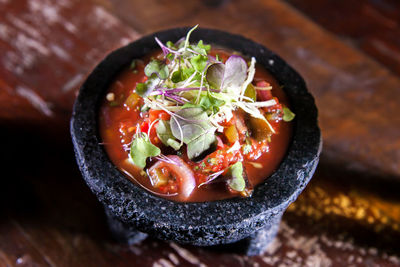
71, 27, 322, 255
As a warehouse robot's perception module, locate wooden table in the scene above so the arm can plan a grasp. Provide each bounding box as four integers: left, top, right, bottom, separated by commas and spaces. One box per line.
1, 0, 400, 266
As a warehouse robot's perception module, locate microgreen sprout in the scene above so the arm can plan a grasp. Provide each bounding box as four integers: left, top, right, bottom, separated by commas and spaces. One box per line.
129, 25, 293, 167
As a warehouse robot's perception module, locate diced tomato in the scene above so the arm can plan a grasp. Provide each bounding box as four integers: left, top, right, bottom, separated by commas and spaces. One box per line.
150, 129, 161, 145
140, 121, 149, 133
191, 145, 243, 184
218, 116, 235, 127
149, 109, 171, 123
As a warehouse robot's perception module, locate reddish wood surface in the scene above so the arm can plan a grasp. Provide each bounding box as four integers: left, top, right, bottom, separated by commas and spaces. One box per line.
286, 0, 400, 76
1, 0, 400, 266
0, 0, 139, 137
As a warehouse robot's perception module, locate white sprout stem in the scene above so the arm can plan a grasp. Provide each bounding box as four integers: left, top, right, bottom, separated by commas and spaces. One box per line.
240, 57, 256, 101
187, 48, 201, 55
135, 122, 141, 135
254, 86, 272, 90
197, 62, 213, 103
195, 70, 206, 104
155, 154, 176, 165
247, 99, 277, 107
182, 58, 191, 69
167, 58, 179, 80
227, 141, 241, 153
183, 25, 198, 50
171, 115, 184, 146
147, 118, 160, 138
198, 169, 225, 188
239, 95, 256, 103
182, 70, 198, 88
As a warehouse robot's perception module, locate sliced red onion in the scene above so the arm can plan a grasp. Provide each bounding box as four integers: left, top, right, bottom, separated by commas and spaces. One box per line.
149, 155, 196, 199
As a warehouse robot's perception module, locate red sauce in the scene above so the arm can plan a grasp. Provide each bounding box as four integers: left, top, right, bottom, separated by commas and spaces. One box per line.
99, 49, 292, 202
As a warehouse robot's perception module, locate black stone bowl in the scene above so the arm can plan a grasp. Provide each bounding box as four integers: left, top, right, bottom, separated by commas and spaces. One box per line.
71, 27, 321, 255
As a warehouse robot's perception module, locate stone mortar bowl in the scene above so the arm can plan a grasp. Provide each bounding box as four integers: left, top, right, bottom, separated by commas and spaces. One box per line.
71, 27, 322, 256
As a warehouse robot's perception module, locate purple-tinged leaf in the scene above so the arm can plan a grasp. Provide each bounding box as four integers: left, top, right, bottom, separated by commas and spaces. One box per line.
170, 107, 216, 159
223, 55, 247, 89
206, 63, 225, 89
155, 37, 179, 56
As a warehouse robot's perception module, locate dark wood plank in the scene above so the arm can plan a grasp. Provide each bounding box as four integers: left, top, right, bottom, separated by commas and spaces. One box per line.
0, 0, 139, 138
0, 220, 53, 267
286, 0, 400, 76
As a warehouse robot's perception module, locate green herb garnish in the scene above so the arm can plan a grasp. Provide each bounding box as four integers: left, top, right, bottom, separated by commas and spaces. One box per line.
129, 133, 161, 169
170, 107, 216, 160
144, 60, 169, 80
283, 106, 295, 122
227, 162, 245, 192
156, 120, 182, 150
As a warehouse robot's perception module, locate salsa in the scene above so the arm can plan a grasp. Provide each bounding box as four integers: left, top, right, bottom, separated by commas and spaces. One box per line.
99, 26, 294, 202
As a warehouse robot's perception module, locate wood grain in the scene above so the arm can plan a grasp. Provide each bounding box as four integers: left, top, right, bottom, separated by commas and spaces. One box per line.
0, 0, 139, 134
286, 0, 400, 76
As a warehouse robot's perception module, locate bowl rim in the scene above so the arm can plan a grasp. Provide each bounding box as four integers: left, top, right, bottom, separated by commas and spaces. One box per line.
71, 26, 321, 236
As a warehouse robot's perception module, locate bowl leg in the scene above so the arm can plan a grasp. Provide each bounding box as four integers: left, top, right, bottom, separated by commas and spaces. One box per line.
239, 213, 282, 256
104, 207, 148, 245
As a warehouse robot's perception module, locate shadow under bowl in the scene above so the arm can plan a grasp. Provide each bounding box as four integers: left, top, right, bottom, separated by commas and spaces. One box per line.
70, 27, 322, 255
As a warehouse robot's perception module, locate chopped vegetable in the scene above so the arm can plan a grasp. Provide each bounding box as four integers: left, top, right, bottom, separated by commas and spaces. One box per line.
248, 116, 273, 141
224, 125, 239, 144
227, 162, 245, 192
244, 84, 256, 102
124, 93, 140, 108
283, 106, 295, 122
